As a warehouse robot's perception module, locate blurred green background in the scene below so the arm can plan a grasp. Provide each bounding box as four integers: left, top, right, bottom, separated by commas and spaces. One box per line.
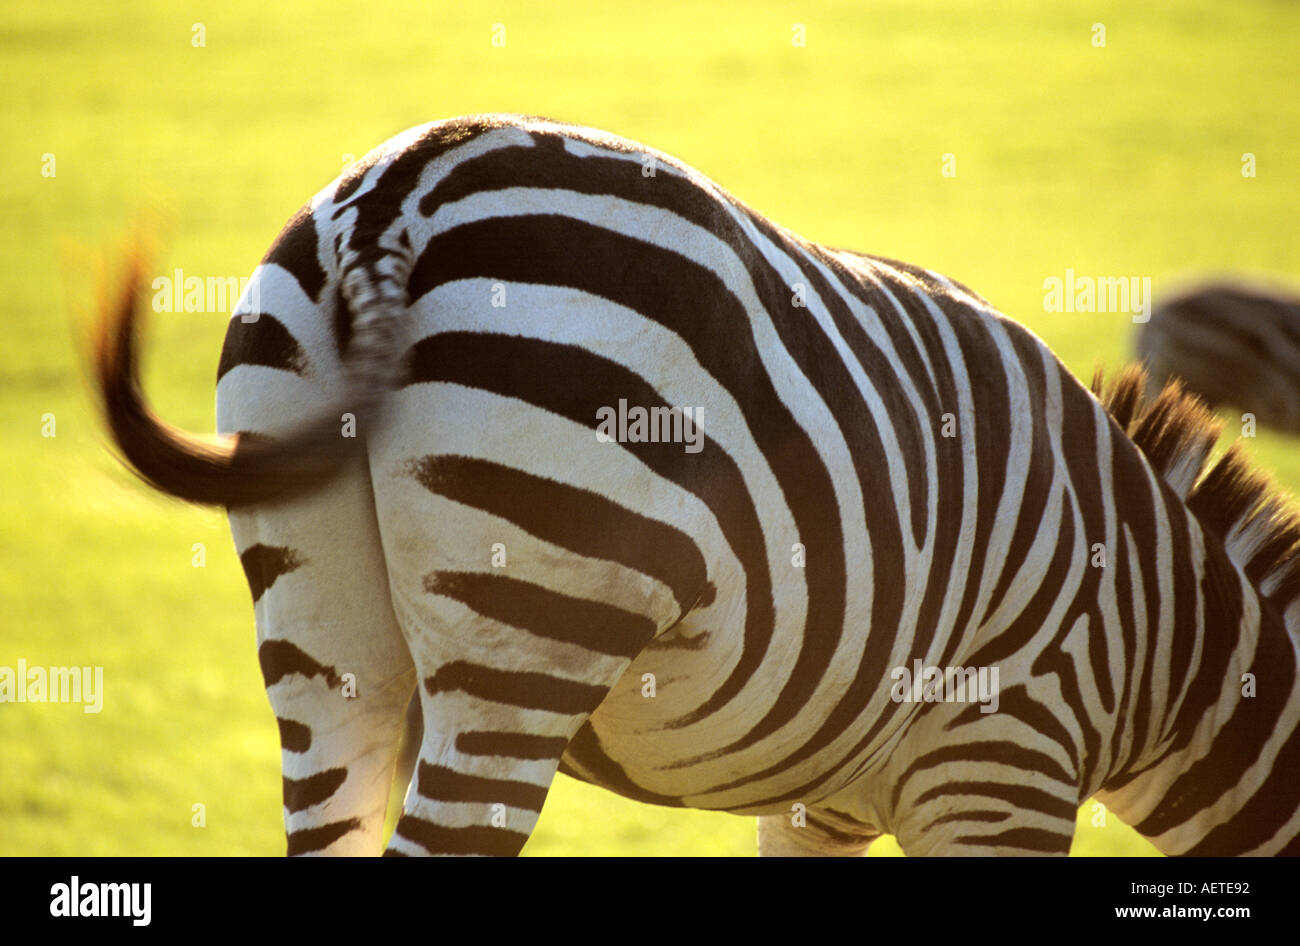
2, 0, 1296, 856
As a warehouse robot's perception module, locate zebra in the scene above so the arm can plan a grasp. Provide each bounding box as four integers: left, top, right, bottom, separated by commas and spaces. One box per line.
1137, 282, 1300, 435
91, 113, 1300, 856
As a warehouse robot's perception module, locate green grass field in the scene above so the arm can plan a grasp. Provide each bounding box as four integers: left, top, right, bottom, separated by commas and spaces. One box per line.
1, 0, 1296, 856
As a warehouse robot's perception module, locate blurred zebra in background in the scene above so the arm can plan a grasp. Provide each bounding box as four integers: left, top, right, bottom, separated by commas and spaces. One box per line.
1137, 283, 1300, 434
92, 115, 1300, 856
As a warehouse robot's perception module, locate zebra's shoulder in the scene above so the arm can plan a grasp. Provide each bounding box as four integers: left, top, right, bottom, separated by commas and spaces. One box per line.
1093, 365, 1300, 629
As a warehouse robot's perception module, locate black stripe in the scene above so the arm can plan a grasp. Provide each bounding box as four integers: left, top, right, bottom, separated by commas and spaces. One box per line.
416, 761, 548, 812
336, 117, 500, 258
643, 629, 712, 650
913, 780, 1077, 821
286, 818, 361, 855
803, 812, 879, 847
276, 718, 311, 753
425, 571, 657, 658
238, 544, 304, 604
921, 810, 1010, 831
261, 203, 326, 303
409, 454, 709, 615
562, 721, 684, 807
284, 768, 347, 813
424, 661, 608, 716
954, 826, 1072, 853
455, 731, 568, 760
418, 132, 674, 219
332, 144, 389, 206
331, 282, 353, 358
258, 640, 342, 689
216, 314, 308, 383
393, 814, 529, 856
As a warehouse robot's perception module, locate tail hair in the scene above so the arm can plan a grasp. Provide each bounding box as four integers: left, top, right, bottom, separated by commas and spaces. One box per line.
90, 244, 382, 507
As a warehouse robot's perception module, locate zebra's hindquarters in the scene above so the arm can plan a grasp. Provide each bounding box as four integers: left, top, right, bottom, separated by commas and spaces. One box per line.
364, 269, 711, 851
365, 374, 689, 854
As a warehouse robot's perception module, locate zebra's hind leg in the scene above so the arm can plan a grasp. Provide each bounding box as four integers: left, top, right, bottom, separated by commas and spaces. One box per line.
230, 454, 416, 856
890, 767, 1078, 856
758, 809, 881, 856
893, 799, 1076, 856
380, 598, 639, 857
371, 462, 675, 855
879, 683, 1082, 855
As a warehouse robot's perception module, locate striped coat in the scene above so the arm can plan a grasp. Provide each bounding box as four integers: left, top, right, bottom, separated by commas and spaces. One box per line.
94, 114, 1300, 855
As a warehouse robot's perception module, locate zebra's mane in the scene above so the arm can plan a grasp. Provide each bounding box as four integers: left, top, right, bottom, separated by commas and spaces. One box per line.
1093, 365, 1300, 633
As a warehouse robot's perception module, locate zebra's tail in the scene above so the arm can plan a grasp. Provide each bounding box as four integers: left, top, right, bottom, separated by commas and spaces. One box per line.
90, 247, 375, 508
